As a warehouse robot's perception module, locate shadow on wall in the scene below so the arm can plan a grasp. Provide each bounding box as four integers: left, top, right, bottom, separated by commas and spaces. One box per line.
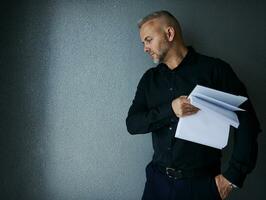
0, 2, 51, 199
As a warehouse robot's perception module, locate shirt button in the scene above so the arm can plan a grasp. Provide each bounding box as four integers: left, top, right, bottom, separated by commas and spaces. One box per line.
170, 118, 175, 122
169, 126, 172, 130
169, 87, 173, 91
167, 147, 171, 150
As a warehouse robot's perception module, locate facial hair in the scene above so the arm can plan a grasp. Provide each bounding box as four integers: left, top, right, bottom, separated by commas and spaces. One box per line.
152, 37, 169, 64
153, 43, 168, 64
152, 57, 160, 64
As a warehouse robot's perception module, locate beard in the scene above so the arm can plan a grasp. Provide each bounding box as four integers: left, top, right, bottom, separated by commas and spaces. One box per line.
152, 38, 169, 64
152, 48, 168, 64
152, 57, 160, 64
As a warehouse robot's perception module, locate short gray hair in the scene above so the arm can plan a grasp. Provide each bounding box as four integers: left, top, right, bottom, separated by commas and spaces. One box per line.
137, 10, 181, 30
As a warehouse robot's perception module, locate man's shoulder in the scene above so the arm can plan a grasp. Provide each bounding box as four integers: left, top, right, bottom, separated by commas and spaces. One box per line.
136, 66, 157, 86
141, 65, 160, 78
196, 52, 226, 65
195, 52, 231, 72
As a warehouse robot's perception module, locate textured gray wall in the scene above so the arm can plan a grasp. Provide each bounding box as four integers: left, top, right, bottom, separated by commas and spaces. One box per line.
1, 1, 265, 199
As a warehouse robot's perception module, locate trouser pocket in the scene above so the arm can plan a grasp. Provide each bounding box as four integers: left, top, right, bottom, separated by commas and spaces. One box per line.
210, 177, 222, 200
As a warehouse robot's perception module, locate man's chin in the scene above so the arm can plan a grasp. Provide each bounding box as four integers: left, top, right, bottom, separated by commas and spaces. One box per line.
152, 58, 160, 64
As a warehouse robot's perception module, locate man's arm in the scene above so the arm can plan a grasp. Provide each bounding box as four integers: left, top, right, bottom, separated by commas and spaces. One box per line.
126, 71, 177, 134
213, 59, 261, 188
126, 71, 198, 135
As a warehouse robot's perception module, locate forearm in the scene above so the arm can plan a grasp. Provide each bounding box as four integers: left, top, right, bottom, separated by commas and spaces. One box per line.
213, 60, 261, 187
126, 102, 177, 134
223, 111, 261, 187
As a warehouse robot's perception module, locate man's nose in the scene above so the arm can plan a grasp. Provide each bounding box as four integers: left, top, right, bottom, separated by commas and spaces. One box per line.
144, 45, 150, 53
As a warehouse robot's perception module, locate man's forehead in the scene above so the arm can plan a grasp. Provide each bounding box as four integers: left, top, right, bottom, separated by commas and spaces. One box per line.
141, 18, 161, 31
140, 19, 161, 38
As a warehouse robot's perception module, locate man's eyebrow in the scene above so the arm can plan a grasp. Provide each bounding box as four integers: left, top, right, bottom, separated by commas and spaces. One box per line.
141, 36, 152, 44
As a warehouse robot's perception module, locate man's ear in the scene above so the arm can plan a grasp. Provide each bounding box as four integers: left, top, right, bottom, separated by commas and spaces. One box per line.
166, 26, 175, 42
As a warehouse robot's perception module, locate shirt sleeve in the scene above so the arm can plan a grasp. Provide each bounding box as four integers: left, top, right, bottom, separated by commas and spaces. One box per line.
213, 59, 262, 188
126, 70, 177, 135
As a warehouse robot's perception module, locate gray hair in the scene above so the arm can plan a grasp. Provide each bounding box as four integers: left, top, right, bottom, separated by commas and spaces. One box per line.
137, 10, 181, 31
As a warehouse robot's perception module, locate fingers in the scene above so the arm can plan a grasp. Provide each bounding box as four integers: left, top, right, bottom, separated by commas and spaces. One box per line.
180, 96, 198, 109
178, 108, 199, 117
179, 96, 189, 103
215, 175, 233, 200
172, 95, 200, 118
179, 101, 199, 117
182, 107, 199, 116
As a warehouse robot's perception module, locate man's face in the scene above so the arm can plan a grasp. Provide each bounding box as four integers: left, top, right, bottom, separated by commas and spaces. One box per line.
140, 19, 169, 64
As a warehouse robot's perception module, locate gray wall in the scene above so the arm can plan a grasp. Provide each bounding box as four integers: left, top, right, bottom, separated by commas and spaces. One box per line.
1, 0, 265, 199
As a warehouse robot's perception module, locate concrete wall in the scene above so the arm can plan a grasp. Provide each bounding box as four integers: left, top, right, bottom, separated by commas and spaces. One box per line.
1, 1, 265, 199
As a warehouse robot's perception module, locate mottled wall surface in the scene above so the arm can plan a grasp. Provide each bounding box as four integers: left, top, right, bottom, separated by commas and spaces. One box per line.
1, 1, 265, 199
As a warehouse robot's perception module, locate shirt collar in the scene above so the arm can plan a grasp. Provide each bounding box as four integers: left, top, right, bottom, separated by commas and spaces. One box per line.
158, 46, 196, 72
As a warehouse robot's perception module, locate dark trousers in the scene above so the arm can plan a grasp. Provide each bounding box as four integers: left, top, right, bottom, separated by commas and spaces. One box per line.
142, 162, 221, 200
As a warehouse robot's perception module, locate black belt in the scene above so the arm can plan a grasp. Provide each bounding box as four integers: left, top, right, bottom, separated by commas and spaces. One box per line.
156, 164, 220, 180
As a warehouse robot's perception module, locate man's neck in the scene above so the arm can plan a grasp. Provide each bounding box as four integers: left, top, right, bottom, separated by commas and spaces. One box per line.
163, 46, 188, 70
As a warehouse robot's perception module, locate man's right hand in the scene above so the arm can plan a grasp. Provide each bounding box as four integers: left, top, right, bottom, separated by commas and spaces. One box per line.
171, 96, 199, 118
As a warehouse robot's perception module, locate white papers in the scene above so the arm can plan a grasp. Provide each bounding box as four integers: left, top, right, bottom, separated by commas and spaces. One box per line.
175, 85, 247, 149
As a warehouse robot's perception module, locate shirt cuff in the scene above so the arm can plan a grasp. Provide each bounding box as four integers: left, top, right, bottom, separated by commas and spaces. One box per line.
222, 166, 246, 188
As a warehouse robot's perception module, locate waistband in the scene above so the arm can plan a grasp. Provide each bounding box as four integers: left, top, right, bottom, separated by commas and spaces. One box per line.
155, 163, 221, 180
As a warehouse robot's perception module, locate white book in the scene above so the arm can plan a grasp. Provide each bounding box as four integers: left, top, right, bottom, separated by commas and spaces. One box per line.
175, 85, 247, 149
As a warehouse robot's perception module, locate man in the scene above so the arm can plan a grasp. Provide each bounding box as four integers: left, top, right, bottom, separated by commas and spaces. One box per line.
126, 10, 261, 200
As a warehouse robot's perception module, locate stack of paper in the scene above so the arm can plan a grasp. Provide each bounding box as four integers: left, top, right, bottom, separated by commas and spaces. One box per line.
175, 85, 247, 149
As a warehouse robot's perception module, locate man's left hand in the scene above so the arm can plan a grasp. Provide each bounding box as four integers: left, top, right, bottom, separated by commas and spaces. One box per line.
214, 174, 233, 199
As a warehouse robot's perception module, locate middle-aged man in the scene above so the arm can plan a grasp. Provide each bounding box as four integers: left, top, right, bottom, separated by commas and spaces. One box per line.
126, 10, 261, 200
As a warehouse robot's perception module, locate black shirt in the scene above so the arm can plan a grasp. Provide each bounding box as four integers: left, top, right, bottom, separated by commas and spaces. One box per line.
126, 47, 261, 187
